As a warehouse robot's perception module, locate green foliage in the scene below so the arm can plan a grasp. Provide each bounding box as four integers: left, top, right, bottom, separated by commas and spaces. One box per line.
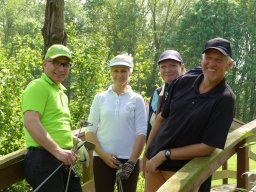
66, 22, 110, 126
0, 0, 256, 155
0, 180, 31, 192
173, 0, 240, 68
65, 0, 88, 32
171, 0, 256, 122
0, 0, 44, 46
233, 0, 256, 122
1, 0, 256, 189
0, 34, 42, 156
130, 43, 161, 96
84, 0, 148, 55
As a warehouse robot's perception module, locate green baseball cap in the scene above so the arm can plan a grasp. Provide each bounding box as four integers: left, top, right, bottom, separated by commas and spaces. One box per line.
44, 44, 72, 61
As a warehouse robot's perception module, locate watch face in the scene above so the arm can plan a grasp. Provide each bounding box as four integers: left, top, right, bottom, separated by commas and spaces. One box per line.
165, 150, 170, 159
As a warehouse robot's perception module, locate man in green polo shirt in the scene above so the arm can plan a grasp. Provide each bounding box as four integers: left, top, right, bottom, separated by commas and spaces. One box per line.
22, 44, 82, 191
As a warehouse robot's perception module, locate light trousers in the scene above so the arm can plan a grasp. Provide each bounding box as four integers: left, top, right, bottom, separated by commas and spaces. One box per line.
145, 170, 175, 192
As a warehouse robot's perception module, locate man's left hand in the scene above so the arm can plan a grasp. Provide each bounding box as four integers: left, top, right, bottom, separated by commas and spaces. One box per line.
146, 151, 165, 173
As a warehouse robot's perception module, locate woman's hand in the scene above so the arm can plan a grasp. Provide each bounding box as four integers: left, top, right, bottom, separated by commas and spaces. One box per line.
101, 152, 121, 169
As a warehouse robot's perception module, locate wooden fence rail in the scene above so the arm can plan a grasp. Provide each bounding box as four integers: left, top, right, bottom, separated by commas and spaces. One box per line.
0, 128, 94, 191
1, 119, 256, 192
157, 119, 256, 192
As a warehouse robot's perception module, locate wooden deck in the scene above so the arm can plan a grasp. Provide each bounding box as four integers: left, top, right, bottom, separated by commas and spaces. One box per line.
211, 184, 236, 192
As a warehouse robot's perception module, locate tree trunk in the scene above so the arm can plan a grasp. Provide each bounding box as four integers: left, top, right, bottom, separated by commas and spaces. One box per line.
41, 0, 67, 56
41, 0, 70, 94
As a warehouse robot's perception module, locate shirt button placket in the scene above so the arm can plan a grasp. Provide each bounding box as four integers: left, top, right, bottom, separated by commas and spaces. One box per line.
115, 94, 119, 116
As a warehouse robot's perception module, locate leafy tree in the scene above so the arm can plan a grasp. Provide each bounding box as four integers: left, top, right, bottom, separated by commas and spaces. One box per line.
171, 0, 256, 122
66, 23, 110, 126
173, 0, 240, 69
83, 0, 160, 95
0, 0, 44, 46
1, 0, 256, 190
65, 0, 90, 33
234, 0, 256, 122
146, 0, 192, 90
0, 34, 42, 156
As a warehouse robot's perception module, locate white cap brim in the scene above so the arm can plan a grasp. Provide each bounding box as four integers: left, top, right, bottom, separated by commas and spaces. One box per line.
109, 61, 132, 68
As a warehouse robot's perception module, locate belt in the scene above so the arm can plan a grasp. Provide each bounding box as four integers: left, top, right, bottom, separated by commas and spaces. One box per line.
28, 147, 71, 150
28, 146, 45, 151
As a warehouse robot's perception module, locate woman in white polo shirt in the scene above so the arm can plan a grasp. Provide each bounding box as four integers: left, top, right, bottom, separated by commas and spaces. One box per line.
85, 53, 147, 192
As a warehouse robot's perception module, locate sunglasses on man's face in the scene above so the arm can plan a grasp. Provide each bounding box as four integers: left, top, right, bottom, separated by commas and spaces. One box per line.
48, 59, 72, 69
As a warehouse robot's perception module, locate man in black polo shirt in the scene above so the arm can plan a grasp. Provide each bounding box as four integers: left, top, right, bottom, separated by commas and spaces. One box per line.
144, 37, 235, 192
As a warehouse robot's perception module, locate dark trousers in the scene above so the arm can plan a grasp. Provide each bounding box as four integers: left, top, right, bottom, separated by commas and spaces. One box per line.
198, 176, 212, 192
93, 156, 140, 192
24, 148, 82, 192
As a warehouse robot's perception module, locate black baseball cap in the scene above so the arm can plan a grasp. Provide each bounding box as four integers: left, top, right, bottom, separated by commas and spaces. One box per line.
158, 50, 183, 64
203, 37, 232, 58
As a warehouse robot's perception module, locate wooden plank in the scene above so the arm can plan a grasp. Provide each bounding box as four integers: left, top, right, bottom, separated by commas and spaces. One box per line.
212, 170, 236, 180
82, 179, 95, 192
0, 149, 26, 189
0, 161, 24, 189
249, 149, 256, 161
248, 174, 256, 189
230, 118, 244, 130
0, 129, 90, 189
0, 149, 26, 169
211, 184, 236, 192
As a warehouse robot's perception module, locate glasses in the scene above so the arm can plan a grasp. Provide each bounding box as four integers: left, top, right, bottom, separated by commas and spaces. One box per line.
48, 59, 72, 69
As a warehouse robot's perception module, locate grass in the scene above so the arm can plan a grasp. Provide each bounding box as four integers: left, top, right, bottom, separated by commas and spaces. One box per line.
211, 145, 256, 188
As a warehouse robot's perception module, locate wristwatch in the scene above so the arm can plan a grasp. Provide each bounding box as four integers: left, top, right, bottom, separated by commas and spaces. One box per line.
165, 149, 171, 160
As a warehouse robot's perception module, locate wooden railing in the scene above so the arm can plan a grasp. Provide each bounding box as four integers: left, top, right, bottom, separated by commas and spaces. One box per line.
0, 127, 94, 191
1, 119, 256, 192
157, 119, 256, 192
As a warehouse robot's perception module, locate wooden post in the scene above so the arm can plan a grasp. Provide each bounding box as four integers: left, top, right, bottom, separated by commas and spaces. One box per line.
82, 151, 94, 183
236, 139, 249, 189
76, 129, 94, 183
222, 162, 228, 184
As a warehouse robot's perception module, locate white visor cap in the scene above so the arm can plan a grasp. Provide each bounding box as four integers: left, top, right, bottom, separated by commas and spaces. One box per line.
109, 60, 133, 68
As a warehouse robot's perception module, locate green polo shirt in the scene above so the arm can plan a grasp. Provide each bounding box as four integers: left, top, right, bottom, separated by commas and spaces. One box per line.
22, 73, 73, 149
